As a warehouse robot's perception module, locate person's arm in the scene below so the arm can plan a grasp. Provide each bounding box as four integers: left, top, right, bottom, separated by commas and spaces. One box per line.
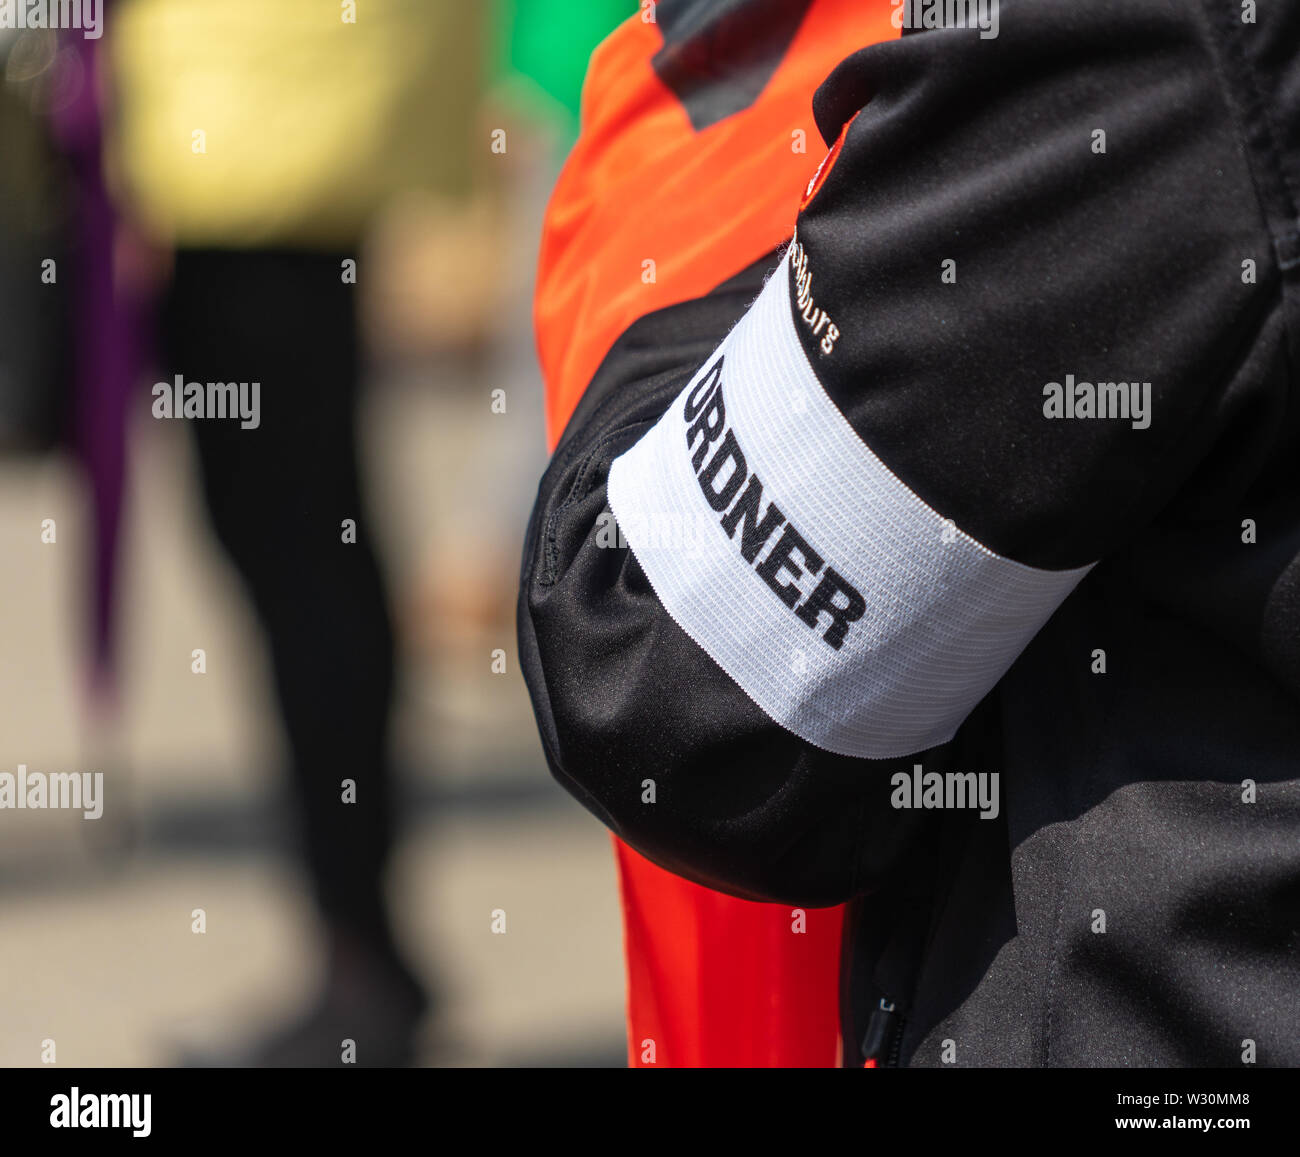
518, 0, 1284, 905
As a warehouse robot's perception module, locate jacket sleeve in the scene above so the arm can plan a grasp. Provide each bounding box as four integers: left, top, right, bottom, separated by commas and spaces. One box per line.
517, 0, 1284, 906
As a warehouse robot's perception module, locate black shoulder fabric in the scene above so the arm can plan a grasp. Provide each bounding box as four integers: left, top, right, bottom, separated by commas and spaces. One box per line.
652, 0, 816, 131
519, 254, 944, 906
790, 0, 1286, 570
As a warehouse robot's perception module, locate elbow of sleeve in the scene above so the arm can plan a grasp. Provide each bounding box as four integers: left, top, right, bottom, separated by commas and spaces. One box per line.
517, 444, 921, 906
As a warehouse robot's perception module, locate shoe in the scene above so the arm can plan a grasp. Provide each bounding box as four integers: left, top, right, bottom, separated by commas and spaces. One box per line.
184, 925, 431, 1068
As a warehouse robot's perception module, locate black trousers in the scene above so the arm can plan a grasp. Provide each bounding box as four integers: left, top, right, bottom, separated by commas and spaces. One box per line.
164, 249, 397, 947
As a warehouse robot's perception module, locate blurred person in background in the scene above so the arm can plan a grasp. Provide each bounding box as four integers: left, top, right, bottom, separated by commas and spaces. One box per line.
104, 0, 487, 1065
0, 32, 72, 460
5, 0, 637, 1070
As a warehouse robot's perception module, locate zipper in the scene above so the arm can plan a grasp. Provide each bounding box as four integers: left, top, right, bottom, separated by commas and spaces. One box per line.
859, 996, 905, 1068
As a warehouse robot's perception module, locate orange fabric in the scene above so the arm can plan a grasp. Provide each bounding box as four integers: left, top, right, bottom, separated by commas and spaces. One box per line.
615, 837, 846, 1067
537, 0, 900, 445
534, 0, 900, 1067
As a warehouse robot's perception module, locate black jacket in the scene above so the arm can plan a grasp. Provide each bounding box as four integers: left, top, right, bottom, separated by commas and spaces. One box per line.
520, 0, 1300, 1066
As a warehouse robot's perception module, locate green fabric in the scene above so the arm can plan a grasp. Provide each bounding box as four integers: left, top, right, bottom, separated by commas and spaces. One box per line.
495, 0, 637, 139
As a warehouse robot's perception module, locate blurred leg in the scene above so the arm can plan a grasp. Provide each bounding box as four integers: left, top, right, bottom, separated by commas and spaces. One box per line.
164, 249, 425, 1063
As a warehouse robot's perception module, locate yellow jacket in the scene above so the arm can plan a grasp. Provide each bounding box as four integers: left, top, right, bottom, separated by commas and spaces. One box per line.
107, 0, 483, 248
